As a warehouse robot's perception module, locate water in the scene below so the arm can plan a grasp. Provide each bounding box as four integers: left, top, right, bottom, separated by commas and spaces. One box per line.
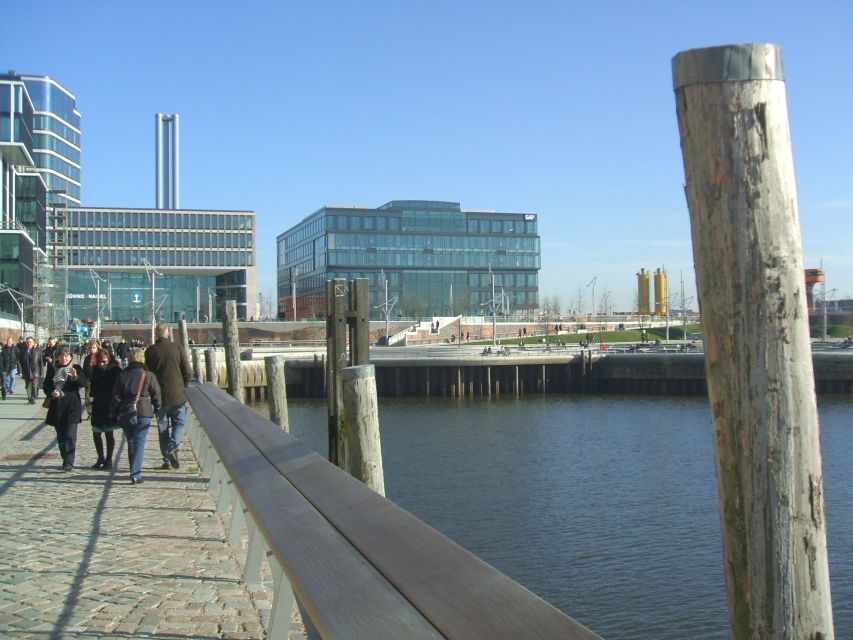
252, 395, 852, 639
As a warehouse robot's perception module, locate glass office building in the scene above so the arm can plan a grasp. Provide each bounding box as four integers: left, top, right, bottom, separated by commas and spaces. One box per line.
0, 73, 49, 321
277, 200, 540, 319
59, 207, 257, 324
21, 75, 81, 208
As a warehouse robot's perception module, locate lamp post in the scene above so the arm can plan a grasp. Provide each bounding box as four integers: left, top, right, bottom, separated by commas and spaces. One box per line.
89, 269, 106, 340
0, 285, 33, 336
586, 276, 597, 326
373, 269, 397, 346
142, 259, 162, 344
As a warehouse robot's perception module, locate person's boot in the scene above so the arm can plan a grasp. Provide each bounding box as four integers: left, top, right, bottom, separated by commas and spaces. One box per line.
104, 435, 115, 469
92, 434, 106, 469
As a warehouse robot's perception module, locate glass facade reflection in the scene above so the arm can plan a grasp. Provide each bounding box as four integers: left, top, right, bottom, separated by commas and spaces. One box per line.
22, 75, 81, 207
276, 200, 540, 319
60, 207, 257, 323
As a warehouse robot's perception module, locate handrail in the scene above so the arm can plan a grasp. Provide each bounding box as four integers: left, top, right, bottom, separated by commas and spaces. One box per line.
186, 382, 603, 640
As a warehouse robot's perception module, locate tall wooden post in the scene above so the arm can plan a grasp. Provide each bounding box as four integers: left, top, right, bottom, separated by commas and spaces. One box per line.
265, 355, 289, 432
204, 348, 217, 387
191, 347, 203, 382
342, 364, 385, 496
177, 318, 190, 364
673, 43, 833, 639
326, 278, 370, 469
222, 300, 243, 402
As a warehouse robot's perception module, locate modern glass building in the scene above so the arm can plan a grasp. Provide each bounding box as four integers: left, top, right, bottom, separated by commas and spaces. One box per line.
58, 207, 257, 325
20, 75, 81, 208
0, 73, 50, 322
276, 200, 540, 319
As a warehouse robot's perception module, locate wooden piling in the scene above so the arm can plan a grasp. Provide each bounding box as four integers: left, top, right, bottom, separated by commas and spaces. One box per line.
341, 364, 385, 496
222, 300, 243, 403
177, 318, 190, 365
204, 348, 217, 387
265, 355, 289, 432
674, 43, 833, 638
191, 347, 203, 382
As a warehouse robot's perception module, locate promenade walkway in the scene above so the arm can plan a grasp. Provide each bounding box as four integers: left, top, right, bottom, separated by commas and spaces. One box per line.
0, 390, 302, 639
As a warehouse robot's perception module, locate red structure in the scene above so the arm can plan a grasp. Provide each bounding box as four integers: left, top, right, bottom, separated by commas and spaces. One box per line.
805, 268, 825, 312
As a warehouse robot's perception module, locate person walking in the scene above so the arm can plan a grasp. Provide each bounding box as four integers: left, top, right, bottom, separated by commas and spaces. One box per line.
43, 347, 86, 472
19, 336, 41, 404
111, 347, 161, 485
81, 340, 101, 417
0, 338, 17, 399
89, 351, 121, 469
145, 323, 192, 470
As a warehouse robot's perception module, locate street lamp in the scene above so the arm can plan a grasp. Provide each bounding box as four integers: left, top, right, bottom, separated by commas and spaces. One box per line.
207, 287, 217, 323
586, 276, 597, 326
0, 285, 31, 335
142, 258, 162, 344
373, 269, 398, 346
89, 268, 106, 340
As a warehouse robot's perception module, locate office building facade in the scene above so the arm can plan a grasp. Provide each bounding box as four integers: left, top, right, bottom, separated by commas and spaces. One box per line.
276, 200, 540, 319
56, 207, 256, 325
0, 73, 56, 322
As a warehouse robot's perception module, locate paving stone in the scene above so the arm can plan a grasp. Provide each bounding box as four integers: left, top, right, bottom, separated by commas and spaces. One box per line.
0, 407, 279, 638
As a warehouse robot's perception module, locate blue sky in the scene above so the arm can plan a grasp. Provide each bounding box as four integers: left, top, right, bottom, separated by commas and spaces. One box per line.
4, 1, 852, 312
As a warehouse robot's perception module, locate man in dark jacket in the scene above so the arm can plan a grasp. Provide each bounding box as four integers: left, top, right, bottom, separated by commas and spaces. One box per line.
145, 323, 192, 469
0, 338, 18, 399
19, 337, 41, 404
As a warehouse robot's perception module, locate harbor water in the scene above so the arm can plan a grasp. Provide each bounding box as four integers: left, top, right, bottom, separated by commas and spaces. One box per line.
249, 395, 852, 639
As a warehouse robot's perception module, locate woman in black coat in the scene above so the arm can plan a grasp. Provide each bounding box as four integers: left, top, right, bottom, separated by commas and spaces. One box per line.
43, 347, 86, 472
88, 352, 121, 469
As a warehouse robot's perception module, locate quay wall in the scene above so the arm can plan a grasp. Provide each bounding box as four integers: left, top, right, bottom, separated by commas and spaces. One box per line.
202, 351, 853, 399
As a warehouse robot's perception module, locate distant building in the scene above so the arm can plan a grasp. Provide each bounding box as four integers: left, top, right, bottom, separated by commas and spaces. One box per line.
276, 200, 540, 319
54, 207, 256, 324
0, 72, 78, 322
155, 113, 179, 209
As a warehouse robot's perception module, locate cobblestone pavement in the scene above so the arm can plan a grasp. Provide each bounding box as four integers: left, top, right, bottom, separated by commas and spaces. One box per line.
0, 394, 304, 639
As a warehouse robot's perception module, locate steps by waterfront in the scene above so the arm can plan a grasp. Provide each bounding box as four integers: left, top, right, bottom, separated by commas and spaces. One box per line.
0, 393, 303, 639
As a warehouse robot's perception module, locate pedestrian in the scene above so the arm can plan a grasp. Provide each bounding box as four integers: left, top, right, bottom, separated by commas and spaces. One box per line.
42, 337, 57, 369
19, 336, 40, 404
43, 347, 86, 472
81, 340, 101, 416
111, 347, 161, 485
0, 338, 17, 399
145, 323, 192, 470
89, 351, 121, 469
115, 338, 129, 368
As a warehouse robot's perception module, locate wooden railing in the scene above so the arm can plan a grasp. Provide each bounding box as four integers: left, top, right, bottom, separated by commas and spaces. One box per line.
186, 382, 602, 639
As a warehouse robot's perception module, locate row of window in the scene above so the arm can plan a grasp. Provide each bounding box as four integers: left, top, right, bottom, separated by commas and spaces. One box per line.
328, 250, 540, 269
32, 151, 80, 180
33, 114, 80, 146
284, 215, 324, 248
43, 173, 80, 201
24, 80, 81, 129
69, 249, 254, 268
33, 133, 80, 164
289, 269, 538, 292
327, 232, 539, 252
65, 210, 254, 231
65, 229, 254, 250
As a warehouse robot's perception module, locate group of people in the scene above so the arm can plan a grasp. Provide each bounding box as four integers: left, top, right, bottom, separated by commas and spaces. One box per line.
0, 336, 41, 403
9, 324, 192, 485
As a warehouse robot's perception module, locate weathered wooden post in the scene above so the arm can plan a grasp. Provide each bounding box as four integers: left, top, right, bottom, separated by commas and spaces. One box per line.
265, 355, 289, 432
326, 278, 370, 469
191, 347, 203, 382
341, 364, 385, 496
204, 348, 218, 388
673, 43, 834, 638
222, 300, 243, 402
177, 318, 190, 363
